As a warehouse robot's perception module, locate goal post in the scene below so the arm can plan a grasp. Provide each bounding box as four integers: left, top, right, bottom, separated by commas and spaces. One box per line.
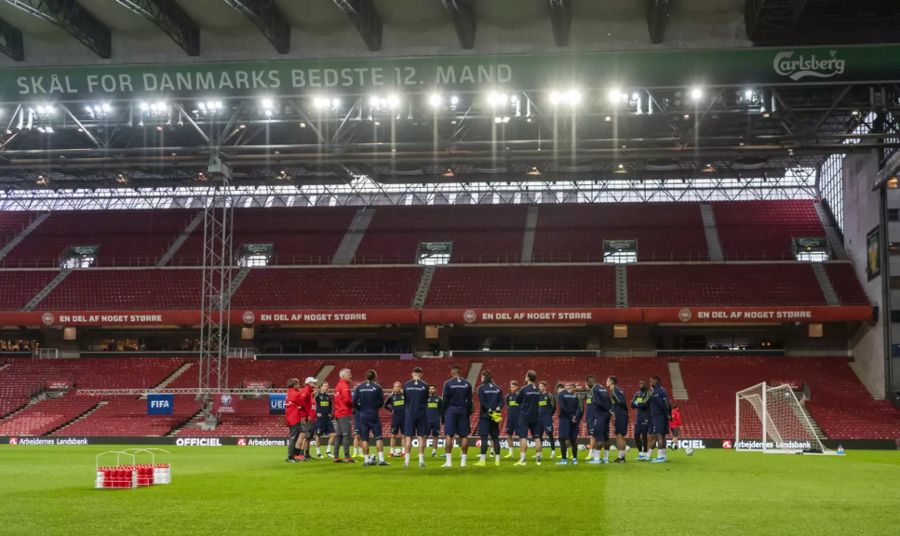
735, 382, 828, 454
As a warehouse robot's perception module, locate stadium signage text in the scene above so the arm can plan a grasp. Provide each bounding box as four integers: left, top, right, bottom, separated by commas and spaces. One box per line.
1, 45, 898, 101
175, 438, 222, 447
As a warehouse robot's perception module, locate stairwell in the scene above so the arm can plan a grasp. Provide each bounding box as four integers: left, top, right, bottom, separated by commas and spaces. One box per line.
316, 364, 335, 383
412, 266, 436, 309
149, 362, 194, 394
49, 400, 108, 435
0, 363, 10, 372
466, 362, 483, 385
24, 269, 71, 311
166, 407, 207, 436
0, 395, 45, 422
814, 201, 847, 260
667, 362, 689, 401
332, 207, 375, 264
228, 267, 251, 299
156, 211, 204, 266
615, 265, 628, 307
520, 205, 540, 263
0, 212, 50, 262
796, 399, 827, 443
699, 204, 724, 261
811, 262, 840, 305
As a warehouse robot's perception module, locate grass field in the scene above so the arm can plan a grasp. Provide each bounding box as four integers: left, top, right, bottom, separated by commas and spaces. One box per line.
1, 445, 898, 535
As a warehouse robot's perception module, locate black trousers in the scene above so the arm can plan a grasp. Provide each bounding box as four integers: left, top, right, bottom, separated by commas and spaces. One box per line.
478, 418, 501, 455
287, 423, 303, 459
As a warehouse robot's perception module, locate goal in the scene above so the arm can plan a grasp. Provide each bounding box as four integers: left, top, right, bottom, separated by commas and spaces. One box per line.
735, 382, 827, 454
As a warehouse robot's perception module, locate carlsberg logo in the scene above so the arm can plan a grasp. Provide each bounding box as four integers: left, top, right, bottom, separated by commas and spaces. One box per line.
774, 50, 845, 81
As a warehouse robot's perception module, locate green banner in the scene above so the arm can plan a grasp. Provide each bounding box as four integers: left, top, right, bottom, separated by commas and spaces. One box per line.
2, 44, 900, 102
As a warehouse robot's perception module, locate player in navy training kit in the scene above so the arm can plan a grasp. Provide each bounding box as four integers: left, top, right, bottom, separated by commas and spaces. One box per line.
588, 377, 612, 464
537, 381, 557, 459
584, 375, 598, 462
402, 367, 429, 468
607, 376, 629, 463
425, 384, 442, 457
384, 381, 406, 458
441, 365, 474, 467
351, 388, 363, 458
648, 375, 672, 463
514, 370, 543, 466
555, 382, 582, 465
475, 370, 503, 466
631, 379, 652, 461
353, 369, 389, 466
504, 380, 520, 458
314, 382, 336, 458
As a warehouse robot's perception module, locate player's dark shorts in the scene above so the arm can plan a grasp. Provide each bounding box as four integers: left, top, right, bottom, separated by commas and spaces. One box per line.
591, 413, 610, 441
425, 420, 441, 437
444, 411, 470, 437
586, 413, 597, 435
517, 418, 541, 438
558, 418, 578, 439
301, 421, 315, 437
612, 409, 628, 436
359, 412, 382, 441
315, 417, 335, 436
670, 427, 681, 437
649, 415, 669, 436
539, 416, 554, 436
353, 414, 361, 434
477, 416, 499, 437
390, 414, 405, 435
505, 412, 519, 435
404, 414, 428, 437
633, 415, 650, 436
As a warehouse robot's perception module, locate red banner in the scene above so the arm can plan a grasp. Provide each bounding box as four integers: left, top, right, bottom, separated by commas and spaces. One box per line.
421, 308, 643, 325
235, 309, 420, 325
641, 306, 874, 323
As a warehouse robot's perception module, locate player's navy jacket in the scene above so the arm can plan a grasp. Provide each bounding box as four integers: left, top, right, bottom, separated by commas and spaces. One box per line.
515, 383, 541, 423
631, 388, 651, 419
441, 377, 473, 415
384, 392, 406, 418
538, 392, 555, 421
402, 379, 429, 418
609, 386, 627, 412
584, 390, 596, 419
650, 385, 670, 418
426, 395, 442, 424
506, 392, 520, 422
591, 383, 612, 414
557, 389, 582, 421
477, 382, 504, 414
315, 392, 333, 418
353, 381, 384, 416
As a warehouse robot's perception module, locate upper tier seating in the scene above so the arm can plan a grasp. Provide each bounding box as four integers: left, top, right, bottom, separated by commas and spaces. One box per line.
169, 207, 356, 265
713, 200, 826, 260
0, 212, 36, 249
2, 210, 195, 267
354, 205, 528, 264
532, 203, 708, 262
627, 263, 827, 306
425, 265, 617, 307
39, 269, 202, 309
825, 263, 871, 305
0, 271, 57, 310
232, 267, 422, 309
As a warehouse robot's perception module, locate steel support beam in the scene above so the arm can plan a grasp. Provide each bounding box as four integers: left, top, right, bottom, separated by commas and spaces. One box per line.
6, 0, 111, 58
0, 17, 24, 60
225, 0, 290, 54
647, 0, 672, 44
441, 0, 476, 49
115, 0, 199, 56
333, 0, 382, 51
548, 0, 571, 47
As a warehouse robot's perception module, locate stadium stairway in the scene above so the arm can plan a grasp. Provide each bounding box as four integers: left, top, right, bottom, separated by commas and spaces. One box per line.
150, 362, 195, 393
814, 201, 848, 259
466, 362, 483, 384
23, 269, 72, 311
412, 266, 436, 308
0, 394, 44, 423
332, 207, 375, 264
668, 362, 689, 400
699, 204, 724, 261
156, 211, 204, 266
520, 205, 539, 263
316, 364, 334, 383
811, 262, 840, 306
46, 400, 108, 434
615, 265, 628, 307
0, 213, 49, 263
166, 406, 207, 436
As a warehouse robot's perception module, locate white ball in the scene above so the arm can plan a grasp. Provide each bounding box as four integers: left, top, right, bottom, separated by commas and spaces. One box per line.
685, 447, 694, 456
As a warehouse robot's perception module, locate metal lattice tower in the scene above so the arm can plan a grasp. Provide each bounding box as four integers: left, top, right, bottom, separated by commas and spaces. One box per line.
198, 180, 233, 401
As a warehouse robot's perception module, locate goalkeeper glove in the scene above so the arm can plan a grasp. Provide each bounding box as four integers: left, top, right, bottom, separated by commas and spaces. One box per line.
489, 410, 503, 423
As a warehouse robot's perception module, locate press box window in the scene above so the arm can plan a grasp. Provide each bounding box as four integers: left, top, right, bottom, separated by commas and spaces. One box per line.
603, 239, 637, 264
238, 243, 273, 267
418, 241, 452, 265
793, 237, 830, 262
61, 245, 98, 269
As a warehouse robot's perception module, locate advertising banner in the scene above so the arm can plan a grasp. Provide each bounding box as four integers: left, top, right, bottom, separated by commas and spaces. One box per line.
147, 394, 174, 415
643, 306, 874, 324
867, 226, 881, 281
421, 307, 643, 325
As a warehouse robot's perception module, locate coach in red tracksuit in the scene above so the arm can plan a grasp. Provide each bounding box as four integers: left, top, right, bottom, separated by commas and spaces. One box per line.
332, 368, 355, 462
285, 378, 305, 463
670, 405, 684, 449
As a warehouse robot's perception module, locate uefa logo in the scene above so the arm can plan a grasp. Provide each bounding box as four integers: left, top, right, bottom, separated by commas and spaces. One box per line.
41, 312, 54, 326
463, 309, 477, 323
242, 310, 255, 324
678, 308, 693, 322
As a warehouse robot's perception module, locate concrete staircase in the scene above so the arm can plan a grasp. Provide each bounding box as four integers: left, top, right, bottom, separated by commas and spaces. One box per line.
24, 269, 71, 311
156, 211, 204, 266
412, 266, 436, 308
166, 407, 207, 436
520, 205, 540, 263
466, 362, 483, 385
814, 201, 847, 260
332, 207, 375, 264
667, 362, 689, 401
699, 204, 724, 261
0, 395, 44, 422
615, 265, 628, 307
811, 262, 840, 305
0, 212, 50, 262
150, 362, 194, 394
49, 400, 108, 434
228, 267, 251, 299
316, 364, 335, 383
796, 400, 827, 443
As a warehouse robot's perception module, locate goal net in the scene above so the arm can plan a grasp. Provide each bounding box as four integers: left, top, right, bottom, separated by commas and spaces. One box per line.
735, 382, 827, 453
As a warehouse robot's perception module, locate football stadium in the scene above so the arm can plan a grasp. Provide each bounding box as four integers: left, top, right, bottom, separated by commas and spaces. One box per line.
1, 1, 900, 534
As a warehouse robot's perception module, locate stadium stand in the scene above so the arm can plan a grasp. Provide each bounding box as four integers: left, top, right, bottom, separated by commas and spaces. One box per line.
825, 263, 871, 305
0, 211, 36, 248
424, 265, 617, 307
353, 205, 528, 263
627, 263, 828, 306
0, 394, 100, 436
531, 203, 709, 262
1, 210, 196, 267
38, 269, 202, 310
54, 396, 200, 437
0, 270, 57, 309
712, 200, 826, 260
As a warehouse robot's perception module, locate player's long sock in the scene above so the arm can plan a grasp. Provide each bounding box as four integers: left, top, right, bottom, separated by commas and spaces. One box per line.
479, 454, 486, 462
561, 444, 568, 460
445, 453, 452, 463
418, 453, 424, 464
618, 449, 625, 460
460, 454, 467, 467
603, 449, 609, 462
519, 452, 526, 463
657, 447, 666, 458
404, 452, 410, 465
378, 451, 385, 463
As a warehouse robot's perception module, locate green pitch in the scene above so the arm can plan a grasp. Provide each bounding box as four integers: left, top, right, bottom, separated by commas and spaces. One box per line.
1, 446, 898, 535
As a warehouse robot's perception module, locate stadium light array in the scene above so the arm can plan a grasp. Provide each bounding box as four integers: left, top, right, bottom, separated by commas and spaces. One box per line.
689, 86, 704, 102
259, 97, 275, 117
428, 93, 442, 109
548, 88, 582, 107
486, 91, 509, 108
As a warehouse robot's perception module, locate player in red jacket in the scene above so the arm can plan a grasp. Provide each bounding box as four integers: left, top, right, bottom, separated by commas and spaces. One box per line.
293, 377, 317, 461
285, 378, 305, 463
332, 368, 355, 462
669, 405, 684, 450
